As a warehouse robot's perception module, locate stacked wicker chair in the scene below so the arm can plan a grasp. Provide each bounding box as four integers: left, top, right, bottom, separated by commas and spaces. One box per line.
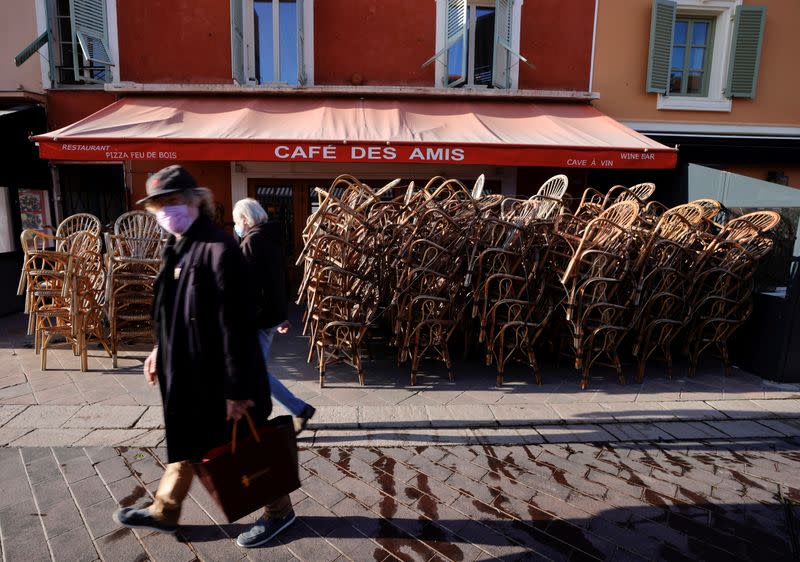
391, 178, 478, 385
105, 211, 165, 367
297, 176, 779, 389
681, 211, 780, 377
298, 176, 391, 386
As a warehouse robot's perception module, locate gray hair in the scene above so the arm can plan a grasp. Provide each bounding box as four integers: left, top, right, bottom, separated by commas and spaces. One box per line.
233, 198, 268, 226
184, 187, 215, 218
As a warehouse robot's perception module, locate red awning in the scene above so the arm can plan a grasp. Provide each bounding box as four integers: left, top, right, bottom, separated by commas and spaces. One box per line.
35, 96, 677, 169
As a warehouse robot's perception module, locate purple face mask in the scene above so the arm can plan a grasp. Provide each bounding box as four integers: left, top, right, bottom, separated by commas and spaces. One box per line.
155, 204, 194, 235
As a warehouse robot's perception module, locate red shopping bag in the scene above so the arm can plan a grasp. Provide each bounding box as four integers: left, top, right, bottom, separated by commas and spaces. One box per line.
193, 413, 300, 522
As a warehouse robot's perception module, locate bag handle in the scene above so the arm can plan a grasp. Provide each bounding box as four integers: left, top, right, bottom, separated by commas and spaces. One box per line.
231, 411, 261, 454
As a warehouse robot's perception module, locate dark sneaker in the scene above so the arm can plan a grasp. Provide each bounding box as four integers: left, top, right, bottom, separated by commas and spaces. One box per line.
236, 511, 296, 548
112, 507, 178, 534
293, 404, 316, 435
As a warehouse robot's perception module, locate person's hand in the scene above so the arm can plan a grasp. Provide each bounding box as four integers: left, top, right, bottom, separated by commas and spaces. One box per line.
226, 399, 255, 421
276, 320, 291, 334
143, 347, 158, 386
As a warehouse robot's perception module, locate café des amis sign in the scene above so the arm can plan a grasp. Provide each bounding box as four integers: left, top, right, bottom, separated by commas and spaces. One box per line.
38, 141, 677, 169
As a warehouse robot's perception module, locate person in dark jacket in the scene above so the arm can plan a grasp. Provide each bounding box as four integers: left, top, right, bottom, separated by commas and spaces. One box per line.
233, 198, 315, 433
113, 166, 296, 548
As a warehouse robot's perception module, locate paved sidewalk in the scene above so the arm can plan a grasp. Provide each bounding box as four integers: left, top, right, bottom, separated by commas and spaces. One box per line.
3, 437, 800, 561
1, 312, 799, 448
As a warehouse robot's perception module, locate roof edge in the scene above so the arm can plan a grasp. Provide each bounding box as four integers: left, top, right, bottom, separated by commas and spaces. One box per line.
104, 82, 600, 102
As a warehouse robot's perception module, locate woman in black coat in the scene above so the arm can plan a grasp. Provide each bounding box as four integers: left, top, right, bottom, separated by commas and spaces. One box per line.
233, 198, 315, 433
113, 166, 297, 548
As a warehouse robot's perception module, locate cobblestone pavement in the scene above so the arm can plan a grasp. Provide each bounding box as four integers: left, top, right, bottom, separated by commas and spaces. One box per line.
2, 436, 800, 561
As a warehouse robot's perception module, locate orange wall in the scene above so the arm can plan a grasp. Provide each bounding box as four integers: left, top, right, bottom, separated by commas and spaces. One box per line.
46, 91, 118, 130
518, 0, 594, 90
592, 0, 800, 125
314, 0, 436, 86
726, 164, 800, 190
130, 162, 233, 223
116, 0, 231, 83
314, 0, 593, 89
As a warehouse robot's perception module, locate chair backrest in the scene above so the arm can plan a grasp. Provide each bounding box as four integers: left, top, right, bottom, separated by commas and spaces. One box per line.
627, 183, 656, 201
535, 174, 568, 199
727, 210, 781, 234
114, 210, 164, 238
56, 213, 101, 239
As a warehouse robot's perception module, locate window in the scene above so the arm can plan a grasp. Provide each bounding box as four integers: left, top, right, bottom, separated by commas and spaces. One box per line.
646, 0, 766, 111
15, 0, 115, 86
426, 0, 527, 89
669, 17, 714, 96
232, 0, 310, 86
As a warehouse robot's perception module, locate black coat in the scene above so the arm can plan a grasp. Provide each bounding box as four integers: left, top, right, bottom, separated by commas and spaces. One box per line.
153, 215, 271, 463
239, 221, 289, 329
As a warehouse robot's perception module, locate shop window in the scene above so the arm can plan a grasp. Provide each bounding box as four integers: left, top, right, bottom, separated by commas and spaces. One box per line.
15, 0, 115, 86
232, 0, 310, 86
647, 0, 766, 112
425, 0, 528, 89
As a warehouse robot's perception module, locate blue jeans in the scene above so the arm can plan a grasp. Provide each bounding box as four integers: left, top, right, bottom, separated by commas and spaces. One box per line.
257, 327, 307, 416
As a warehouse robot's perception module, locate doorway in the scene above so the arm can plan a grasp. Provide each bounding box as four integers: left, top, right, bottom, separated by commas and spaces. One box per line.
248, 179, 311, 291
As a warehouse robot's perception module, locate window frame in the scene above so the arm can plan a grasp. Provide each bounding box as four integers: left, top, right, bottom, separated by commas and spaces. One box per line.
433, 0, 523, 90
33, 0, 119, 89
656, 0, 741, 112
669, 16, 715, 97
242, 0, 314, 86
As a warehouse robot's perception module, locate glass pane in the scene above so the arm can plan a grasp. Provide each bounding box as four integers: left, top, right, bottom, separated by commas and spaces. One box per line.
447, 40, 465, 85
473, 7, 494, 86
671, 47, 685, 70
689, 47, 705, 70
669, 71, 683, 94
279, 0, 298, 85
254, 0, 274, 83
673, 21, 688, 45
692, 22, 709, 46
687, 71, 703, 94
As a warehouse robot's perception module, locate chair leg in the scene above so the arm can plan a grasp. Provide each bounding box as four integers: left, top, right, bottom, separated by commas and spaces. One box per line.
614, 354, 625, 385
721, 342, 732, 377
528, 350, 542, 386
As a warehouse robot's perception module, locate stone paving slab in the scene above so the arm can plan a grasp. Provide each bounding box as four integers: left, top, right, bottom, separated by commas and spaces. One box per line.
3, 436, 800, 561
61, 405, 147, 429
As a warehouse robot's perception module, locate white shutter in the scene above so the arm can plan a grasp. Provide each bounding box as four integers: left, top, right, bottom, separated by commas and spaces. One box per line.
231, 0, 246, 84
70, 0, 113, 69
444, 0, 467, 87
296, 0, 306, 85
493, 0, 513, 88
422, 0, 467, 87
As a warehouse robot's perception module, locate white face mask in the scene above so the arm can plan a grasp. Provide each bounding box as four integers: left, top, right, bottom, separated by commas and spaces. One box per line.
234, 223, 245, 238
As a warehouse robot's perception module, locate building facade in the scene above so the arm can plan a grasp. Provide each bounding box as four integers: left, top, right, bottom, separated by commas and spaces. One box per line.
15, 0, 680, 278
592, 0, 800, 199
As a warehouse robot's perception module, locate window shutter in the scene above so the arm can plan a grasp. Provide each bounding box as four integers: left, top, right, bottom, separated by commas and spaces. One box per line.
421, 0, 467, 86
492, 0, 513, 88
230, 0, 246, 84
15, 31, 49, 67
444, 0, 467, 87
726, 5, 766, 99
646, 0, 676, 94
70, 0, 114, 68
296, 0, 307, 85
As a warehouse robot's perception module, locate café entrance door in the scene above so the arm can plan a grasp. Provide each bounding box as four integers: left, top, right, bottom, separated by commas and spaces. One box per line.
247, 179, 312, 292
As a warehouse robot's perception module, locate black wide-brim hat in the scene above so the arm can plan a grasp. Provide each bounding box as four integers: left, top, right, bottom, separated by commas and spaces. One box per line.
136, 165, 198, 205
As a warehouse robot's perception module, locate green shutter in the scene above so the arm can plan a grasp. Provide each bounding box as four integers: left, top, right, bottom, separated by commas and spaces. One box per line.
230, 0, 245, 84
15, 31, 49, 67
726, 5, 766, 99
646, 0, 676, 94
